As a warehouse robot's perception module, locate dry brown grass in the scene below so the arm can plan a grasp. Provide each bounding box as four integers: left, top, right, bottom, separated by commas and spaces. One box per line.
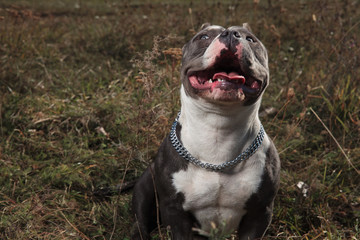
0, 0, 359, 239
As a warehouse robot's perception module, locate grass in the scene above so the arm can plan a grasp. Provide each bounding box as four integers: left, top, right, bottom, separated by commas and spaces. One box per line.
0, 0, 359, 239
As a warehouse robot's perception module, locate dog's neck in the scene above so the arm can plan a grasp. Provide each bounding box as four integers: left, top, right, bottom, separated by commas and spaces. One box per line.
178, 86, 262, 165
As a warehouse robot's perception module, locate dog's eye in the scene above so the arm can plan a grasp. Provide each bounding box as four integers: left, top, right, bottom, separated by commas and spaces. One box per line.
199, 34, 210, 40
246, 36, 255, 43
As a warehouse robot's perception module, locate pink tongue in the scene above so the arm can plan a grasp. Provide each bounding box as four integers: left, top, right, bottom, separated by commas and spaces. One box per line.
213, 72, 245, 84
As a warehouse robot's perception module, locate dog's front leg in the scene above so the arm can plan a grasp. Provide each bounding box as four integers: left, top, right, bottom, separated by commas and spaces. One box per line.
236, 202, 274, 240
159, 197, 195, 240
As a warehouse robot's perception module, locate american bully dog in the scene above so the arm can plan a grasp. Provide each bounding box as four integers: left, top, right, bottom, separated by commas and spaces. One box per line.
132, 23, 280, 240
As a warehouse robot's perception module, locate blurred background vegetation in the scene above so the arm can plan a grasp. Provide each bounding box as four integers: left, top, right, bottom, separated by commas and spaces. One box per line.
0, 0, 359, 239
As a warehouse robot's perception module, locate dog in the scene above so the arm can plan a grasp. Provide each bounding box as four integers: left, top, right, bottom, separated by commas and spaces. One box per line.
132, 23, 280, 240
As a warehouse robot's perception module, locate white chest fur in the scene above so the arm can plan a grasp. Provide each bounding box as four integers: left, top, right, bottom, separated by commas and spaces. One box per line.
172, 137, 269, 234
171, 87, 270, 234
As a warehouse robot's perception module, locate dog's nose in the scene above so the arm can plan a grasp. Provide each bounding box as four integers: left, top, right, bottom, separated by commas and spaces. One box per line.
220, 30, 241, 39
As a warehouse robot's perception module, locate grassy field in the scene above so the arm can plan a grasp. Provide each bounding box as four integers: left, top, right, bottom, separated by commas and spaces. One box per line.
0, 0, 359, 239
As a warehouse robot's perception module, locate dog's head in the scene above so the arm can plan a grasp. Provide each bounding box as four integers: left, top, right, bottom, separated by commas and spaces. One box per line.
180, 23, 269, 106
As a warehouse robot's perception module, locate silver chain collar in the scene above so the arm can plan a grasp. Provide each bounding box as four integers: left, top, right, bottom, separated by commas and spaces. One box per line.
170, 112, 265, 172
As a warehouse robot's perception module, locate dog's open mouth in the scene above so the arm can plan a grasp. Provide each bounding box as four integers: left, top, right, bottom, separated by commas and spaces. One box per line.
188, 54, 261, 96
189, 72, 260, 93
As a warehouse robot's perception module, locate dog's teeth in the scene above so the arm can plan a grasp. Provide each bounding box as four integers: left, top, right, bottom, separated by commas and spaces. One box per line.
208, 79, 213, 83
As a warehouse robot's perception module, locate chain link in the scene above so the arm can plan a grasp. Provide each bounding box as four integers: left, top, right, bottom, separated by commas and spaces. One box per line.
170, 112, 265, 172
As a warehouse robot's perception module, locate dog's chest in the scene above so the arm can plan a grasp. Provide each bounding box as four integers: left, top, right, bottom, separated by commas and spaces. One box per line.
172, 151, 266, 232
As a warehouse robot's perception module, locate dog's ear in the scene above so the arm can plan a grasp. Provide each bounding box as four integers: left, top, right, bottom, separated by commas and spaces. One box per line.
199, 23, 211, 31
242, 23, 253, 32
182, 42, 188, 59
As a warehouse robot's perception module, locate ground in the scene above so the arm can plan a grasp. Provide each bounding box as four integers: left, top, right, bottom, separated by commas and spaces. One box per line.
0, 0, 359, 239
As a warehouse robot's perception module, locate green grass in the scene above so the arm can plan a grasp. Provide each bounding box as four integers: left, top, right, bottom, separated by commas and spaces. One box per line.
1, 0, 359, 239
